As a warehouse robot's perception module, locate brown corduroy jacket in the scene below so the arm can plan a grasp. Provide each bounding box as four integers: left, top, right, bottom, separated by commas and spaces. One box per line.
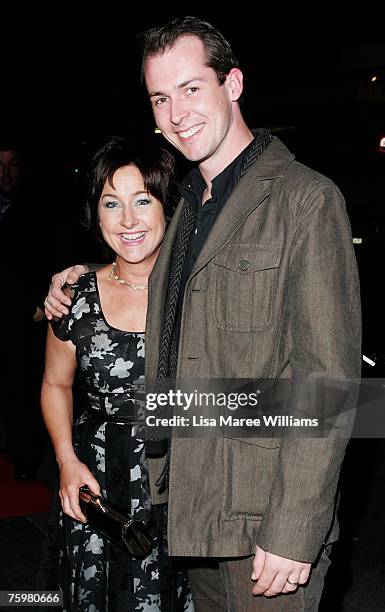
145, 137, 361, 562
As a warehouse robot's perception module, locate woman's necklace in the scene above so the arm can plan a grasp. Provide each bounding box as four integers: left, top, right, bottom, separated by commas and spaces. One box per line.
108, 261, 148, 292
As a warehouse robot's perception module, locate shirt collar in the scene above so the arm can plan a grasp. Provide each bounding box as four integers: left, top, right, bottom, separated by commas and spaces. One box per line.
179, 134, 259, 206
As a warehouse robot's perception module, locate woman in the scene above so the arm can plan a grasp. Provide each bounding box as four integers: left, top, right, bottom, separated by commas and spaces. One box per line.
38, 137, 193, 611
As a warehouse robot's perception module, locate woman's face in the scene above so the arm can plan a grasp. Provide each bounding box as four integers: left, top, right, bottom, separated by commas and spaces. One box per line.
98, 164, 166, 266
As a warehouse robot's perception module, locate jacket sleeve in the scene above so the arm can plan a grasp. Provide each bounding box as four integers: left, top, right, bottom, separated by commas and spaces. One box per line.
256, 182, 361, 562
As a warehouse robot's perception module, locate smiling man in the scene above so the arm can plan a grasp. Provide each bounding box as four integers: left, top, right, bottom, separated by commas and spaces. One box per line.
45, 16, 361, 612
140, 17, 361, 612
145, 35, 251, 172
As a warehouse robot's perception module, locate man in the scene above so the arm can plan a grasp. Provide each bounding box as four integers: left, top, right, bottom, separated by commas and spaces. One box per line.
45, 17, 361, 611
0, 146, 23, 201
0, 142, 47, 480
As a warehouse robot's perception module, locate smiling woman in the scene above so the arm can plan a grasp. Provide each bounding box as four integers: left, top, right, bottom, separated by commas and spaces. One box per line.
98, 164, 166, 269
37, 137, 194, 611
84, 141, 173, 332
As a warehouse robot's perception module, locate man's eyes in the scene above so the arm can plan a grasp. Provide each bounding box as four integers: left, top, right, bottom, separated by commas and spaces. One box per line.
154, 87, 199, 106
155, 97, 168, 107
0, 162, 20, 170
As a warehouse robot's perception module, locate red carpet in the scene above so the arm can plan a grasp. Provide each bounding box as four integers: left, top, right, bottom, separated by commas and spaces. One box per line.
0, 453, 53, 518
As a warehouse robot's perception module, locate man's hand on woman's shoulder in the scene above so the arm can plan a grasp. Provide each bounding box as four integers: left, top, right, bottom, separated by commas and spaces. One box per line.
44, 264, 89, 320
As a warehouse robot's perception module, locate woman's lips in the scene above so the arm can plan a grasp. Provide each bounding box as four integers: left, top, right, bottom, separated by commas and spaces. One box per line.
119, 231, 146, 246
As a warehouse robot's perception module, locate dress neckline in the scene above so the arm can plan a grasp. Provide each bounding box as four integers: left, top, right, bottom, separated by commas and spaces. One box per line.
91, 271, 145, 335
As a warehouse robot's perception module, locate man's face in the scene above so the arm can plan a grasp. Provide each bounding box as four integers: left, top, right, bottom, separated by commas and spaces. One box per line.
0, 150, 22, 193
145, 36, 237, 167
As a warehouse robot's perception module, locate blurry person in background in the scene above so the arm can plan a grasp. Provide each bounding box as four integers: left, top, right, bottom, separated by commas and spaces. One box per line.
0, 145, 23, 201
0, 141, 47, 481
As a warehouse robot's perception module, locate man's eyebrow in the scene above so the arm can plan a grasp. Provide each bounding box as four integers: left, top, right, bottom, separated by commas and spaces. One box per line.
148, 90, 166, 98
178, 77, 204, 89
148, 78, 204, 97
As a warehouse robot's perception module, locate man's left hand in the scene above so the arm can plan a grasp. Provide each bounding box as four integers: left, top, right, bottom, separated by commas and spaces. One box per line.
251, 545, 311, 597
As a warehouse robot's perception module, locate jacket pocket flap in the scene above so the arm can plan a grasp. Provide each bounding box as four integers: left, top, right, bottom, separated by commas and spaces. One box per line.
225, 435, 280, 448
213, 244, 282, 273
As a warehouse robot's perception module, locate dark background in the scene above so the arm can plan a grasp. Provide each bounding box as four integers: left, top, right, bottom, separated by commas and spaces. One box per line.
1, 9, 385, 608
3, 8, 384, 354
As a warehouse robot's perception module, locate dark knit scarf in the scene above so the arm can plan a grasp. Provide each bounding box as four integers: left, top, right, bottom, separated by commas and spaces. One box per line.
154, 128, 272, 491
156, 196, 198, 384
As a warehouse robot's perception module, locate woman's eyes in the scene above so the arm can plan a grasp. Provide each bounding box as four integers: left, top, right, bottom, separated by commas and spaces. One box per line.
135, 198, 151, 207
103, 199, 151, 209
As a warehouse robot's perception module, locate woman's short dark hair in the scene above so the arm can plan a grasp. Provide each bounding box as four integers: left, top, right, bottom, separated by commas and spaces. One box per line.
141, 16, 238, 85
85, 136, 176, 247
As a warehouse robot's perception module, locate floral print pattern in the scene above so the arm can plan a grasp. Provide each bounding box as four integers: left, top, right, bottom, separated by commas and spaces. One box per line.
37, 273, 193, 612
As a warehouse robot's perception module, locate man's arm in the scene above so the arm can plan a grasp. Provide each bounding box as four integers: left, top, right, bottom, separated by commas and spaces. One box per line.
252, 182, 361, 595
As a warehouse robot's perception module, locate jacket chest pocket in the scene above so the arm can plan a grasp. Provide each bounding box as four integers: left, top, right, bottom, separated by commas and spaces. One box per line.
211, 244, 282, 332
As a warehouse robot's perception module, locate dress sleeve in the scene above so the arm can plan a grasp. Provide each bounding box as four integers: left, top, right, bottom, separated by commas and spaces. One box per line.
50, 285, 79, 342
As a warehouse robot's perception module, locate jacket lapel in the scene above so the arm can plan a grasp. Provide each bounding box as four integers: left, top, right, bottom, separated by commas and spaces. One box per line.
190, 178, 270, 277
145, 137, 295, 377
190, 137, 295, 277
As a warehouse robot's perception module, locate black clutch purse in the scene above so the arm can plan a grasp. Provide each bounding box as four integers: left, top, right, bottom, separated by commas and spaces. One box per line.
79, 487, 153, 557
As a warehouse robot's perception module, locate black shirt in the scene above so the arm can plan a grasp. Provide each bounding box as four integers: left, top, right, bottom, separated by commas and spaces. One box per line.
173, 136, 257, 351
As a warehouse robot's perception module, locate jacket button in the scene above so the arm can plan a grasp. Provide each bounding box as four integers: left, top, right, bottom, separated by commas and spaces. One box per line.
239, 260, 250, 271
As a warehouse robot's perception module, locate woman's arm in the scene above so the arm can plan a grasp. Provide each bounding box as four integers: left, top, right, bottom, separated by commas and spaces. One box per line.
41, 325, 101, 521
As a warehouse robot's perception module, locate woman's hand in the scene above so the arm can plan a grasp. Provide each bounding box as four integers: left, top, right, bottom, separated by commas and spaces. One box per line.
59, 456, 101, 523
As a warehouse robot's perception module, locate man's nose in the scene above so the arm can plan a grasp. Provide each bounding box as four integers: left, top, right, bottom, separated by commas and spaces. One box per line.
170, 99, 189, 126
0, 165, 10, 176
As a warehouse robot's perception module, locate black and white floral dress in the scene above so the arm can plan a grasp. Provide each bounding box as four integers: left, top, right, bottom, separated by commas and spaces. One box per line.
38, 272, 193, 612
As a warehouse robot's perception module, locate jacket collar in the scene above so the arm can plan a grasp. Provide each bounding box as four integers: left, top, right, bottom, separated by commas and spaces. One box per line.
247, 135, 295, 179
189, 136, 295, 276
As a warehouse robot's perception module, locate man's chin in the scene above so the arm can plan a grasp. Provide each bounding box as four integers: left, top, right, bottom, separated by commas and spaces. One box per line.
178, 146, 209, 164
